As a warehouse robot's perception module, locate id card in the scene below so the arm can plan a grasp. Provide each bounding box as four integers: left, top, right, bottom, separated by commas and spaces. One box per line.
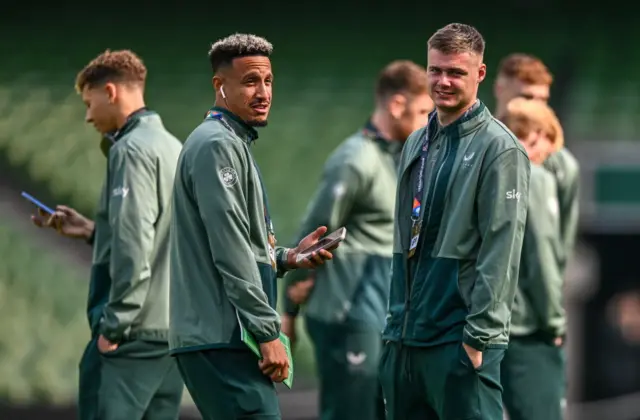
268, 233, 277, 270
408, 221, 421, 258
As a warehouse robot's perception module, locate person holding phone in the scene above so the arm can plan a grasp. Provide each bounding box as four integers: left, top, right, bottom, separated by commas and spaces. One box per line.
168, 33, 338, 420
281, 60, 433, 420
32, 50, 185, 420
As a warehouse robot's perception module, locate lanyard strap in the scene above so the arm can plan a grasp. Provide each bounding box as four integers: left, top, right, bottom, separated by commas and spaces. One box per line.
411, 112, 438, 221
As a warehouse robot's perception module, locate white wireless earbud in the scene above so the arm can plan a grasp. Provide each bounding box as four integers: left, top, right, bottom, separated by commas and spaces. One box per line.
220, 85, 227, 99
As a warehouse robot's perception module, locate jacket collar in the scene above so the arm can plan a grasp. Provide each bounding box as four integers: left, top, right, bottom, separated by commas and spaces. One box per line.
100, 107, 155, 156
436, 100, 487, 138
205, 106, 259, 144
362, 119, 403, 155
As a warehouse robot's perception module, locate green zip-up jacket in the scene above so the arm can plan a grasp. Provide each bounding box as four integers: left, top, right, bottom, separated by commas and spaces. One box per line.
511, 164, 565, 339
282, 122, 402, 331
382, 102, 531, 351
88, 110, 182, 344
543, 147, 580, 275
169, 107, 293, 354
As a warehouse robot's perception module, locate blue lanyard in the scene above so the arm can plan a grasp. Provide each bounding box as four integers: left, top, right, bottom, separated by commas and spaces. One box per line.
411, 112, 438, 221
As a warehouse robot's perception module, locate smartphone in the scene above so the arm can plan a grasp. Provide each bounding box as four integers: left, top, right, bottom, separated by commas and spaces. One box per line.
295, 227, 347, 264
21, 191, 55, 215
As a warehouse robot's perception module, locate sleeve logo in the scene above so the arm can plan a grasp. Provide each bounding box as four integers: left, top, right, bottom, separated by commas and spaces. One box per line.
506, 189, 521, 201
112, 186, 129, 198
219, 167, 238, 187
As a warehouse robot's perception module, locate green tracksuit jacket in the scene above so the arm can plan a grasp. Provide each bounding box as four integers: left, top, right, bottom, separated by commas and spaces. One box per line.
88, 109, 182, 344
283, 121, 402, 331
543, 147, 580, 275
382, 102, 531, 351
169, 107, 293, 354
510, 164, 565, 339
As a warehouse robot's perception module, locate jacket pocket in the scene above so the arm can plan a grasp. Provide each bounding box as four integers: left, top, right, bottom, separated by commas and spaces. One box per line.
87, 262, 111, 337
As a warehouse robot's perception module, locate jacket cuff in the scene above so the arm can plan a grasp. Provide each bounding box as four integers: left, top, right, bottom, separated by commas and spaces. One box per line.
86, 228, 96, 246
99, 314, 124, 343
284, 301, 300, 317
462, 327, 487, 351
255, 330, 281, 344
276, 247, 293, 277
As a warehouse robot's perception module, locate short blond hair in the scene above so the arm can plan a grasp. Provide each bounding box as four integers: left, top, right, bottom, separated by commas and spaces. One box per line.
497, 53, 553, 86
499, 97, 563, 149
427, 23, 485, 56
75, 49, 147, 93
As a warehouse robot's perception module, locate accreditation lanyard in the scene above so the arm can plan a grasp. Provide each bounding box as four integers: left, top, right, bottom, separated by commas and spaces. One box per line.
408, 112, 437, 258
205, 110, 278, 269
406, 101, 479, 258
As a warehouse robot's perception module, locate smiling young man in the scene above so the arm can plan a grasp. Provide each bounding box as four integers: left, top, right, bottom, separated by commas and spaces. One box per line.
32, 49, 185, 420
378, 23, 531, 420
168, 33, 338, 420
280, 60, 432, 420
498, 97, 566, 420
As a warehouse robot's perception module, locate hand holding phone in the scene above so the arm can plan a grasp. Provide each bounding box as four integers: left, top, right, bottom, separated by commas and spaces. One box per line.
295, 227, 346, 265
22, 192, 55, 215
23, 192, 95, 241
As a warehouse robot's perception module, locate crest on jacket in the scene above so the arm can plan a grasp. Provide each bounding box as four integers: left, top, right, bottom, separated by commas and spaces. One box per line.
219, 167, 238, 187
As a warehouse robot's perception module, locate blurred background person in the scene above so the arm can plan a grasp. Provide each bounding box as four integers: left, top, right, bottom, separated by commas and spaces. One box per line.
494, 53, 580, 280
498, 97, 566, 420
281, 60, 432, 420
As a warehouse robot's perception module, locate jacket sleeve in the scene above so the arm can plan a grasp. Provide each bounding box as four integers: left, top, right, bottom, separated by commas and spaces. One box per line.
275, 247, 293, 278
522, 176, 565, 338
100, 146, 158, 343
464, 148, 530, 351
193, 138, 280, 343
282, 162, 364, 317
556, 152, 580, 273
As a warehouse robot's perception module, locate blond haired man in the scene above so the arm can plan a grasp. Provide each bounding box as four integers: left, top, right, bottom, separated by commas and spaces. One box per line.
498, 98, 567, 420
495, 53, 579, 279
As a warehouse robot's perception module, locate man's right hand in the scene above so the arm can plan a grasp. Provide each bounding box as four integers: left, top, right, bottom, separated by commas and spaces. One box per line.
258, 338, 290, 383
287, 278, 315, 305
31, 205, 94, 240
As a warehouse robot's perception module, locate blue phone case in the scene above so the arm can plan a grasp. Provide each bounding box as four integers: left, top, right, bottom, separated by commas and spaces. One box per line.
21, 192, 55, 215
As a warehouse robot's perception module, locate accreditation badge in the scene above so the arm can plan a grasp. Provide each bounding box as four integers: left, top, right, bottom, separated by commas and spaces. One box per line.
268, 225, 277, 270
408, 220, 421, 259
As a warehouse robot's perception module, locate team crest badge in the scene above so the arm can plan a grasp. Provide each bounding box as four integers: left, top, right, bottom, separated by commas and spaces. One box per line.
219, 167, 238, 187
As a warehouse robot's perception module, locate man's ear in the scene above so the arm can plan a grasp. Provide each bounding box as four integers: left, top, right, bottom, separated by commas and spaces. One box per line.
478, 63, 487, 84
388, 94, 407, 120
104, 82, 117, 104
212, 76, 223, 92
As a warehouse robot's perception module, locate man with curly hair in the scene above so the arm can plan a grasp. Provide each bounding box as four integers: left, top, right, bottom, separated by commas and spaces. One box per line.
169, 33, 337, 420
32, 49, 184, 420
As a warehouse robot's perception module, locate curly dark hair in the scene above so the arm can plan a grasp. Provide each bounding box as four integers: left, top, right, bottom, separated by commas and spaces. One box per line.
208, 33, 273, 73
75, 49, 147, 92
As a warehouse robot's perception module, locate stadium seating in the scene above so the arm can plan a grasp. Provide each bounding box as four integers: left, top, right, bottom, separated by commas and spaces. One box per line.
0, 222, 88, 404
